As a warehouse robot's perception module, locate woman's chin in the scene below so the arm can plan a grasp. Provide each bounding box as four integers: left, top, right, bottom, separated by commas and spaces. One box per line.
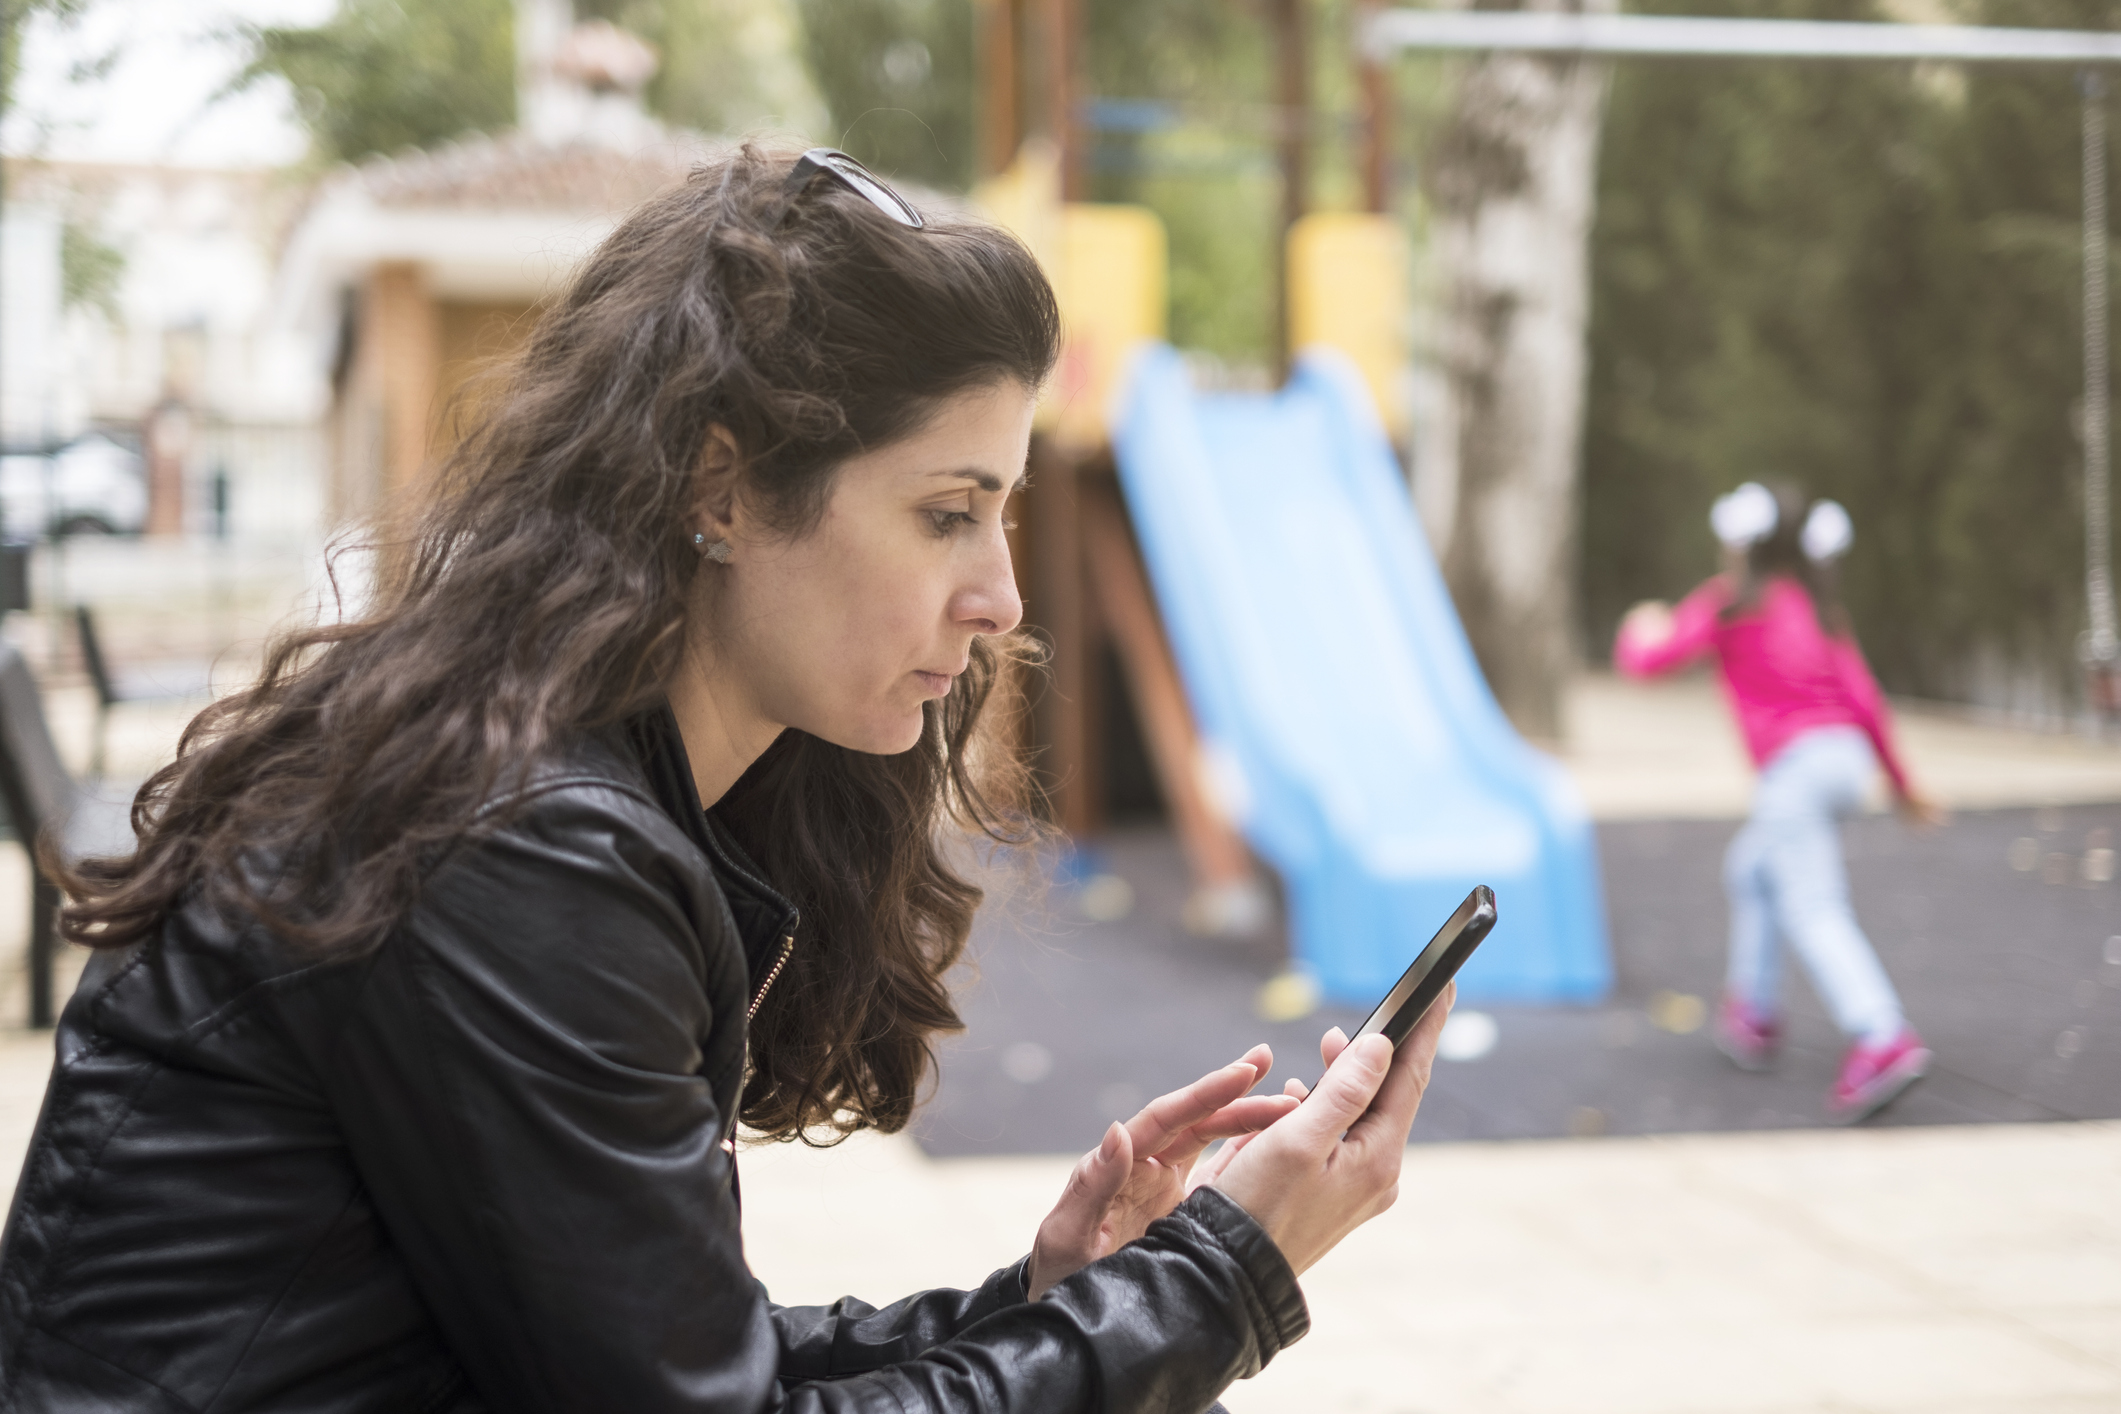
818, 711, 928, 757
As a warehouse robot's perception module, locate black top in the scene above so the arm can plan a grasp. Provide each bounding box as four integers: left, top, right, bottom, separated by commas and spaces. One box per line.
0, 709, 1307, 1411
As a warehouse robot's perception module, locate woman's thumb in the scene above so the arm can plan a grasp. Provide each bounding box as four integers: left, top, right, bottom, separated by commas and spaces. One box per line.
1068, 1121, 1131, 1207
1290, 1034, 1394, 1140
1032, 1121, 1134, 1297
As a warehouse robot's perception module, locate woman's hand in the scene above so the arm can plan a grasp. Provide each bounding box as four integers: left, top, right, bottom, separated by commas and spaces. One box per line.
1027, 1043, 1297, 1300
1208, 984, 1453, 1279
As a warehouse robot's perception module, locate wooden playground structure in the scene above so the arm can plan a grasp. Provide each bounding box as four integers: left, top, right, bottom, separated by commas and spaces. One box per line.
970, 1, 1412, 930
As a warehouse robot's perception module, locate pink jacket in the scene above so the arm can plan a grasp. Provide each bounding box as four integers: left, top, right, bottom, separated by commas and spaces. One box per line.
1613, 574, 1911, 795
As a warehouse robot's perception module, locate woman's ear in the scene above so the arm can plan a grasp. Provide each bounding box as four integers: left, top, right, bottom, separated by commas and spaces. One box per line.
693, 425, 744, 543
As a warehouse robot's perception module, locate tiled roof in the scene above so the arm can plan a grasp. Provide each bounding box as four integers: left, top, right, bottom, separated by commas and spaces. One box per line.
354, 128, 727, 213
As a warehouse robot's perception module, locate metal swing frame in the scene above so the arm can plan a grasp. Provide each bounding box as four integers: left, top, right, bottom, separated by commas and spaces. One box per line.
1362, 9, 2121, 715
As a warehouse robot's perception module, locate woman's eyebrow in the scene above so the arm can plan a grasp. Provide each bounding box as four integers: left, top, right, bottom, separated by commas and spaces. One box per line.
929, 468, 1027, 494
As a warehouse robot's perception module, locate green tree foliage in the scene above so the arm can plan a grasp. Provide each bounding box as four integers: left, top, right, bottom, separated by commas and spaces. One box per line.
240, 0, 515, 165
790, 0, 1358, 363
234, 0, 1337, 365
244, 0, 828, 165
1080, 0, 1279, 363
59, 219, 122, 317
3, 0, 90, 122
580, 0, 826, 139
1581, 0, 2115, 701
1076, 0, 1396, 369
794, 0, 977, 189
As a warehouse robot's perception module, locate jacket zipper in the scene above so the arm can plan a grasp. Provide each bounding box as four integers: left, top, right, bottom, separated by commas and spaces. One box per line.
726, 919, 797, 1159
746, 924, 797, 1021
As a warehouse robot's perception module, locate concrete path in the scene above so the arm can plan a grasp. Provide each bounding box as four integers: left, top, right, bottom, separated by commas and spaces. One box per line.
739, 1118, 2121, 1414
1560, 672, 2121, 820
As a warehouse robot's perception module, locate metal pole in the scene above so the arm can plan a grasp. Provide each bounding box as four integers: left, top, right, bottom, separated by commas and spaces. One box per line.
977, 0, 1024, 179
1364, 11, 2121, 65
2084, 70, 2119, 713
1, 4, 11, 481
1358, 0, 1390, 212
1273, 0, 1307, 235
1272, 0, 1307, 380
1041, 0, 1083, 200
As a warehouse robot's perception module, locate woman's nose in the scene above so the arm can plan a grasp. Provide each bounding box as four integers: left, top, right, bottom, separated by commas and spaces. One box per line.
955, 531, 1023, 636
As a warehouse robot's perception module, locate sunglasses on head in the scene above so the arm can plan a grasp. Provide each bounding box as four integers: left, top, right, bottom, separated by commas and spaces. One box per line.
778, 148, 925, 231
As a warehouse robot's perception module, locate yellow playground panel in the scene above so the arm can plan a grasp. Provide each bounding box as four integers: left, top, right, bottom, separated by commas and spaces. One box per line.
977, 146, 1168, 448
1287, 211, 1410, 439
1047, 205, 1168, 446
979, 147, 1408, 444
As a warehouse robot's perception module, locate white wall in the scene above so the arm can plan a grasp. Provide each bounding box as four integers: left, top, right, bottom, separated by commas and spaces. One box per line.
4, 167, 330, 544
0, 206, 68, 446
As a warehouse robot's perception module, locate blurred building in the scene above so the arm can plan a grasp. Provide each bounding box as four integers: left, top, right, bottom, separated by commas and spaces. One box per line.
275, 3, 725, 528
0, 0, 811, 546
0, 158, 323, 540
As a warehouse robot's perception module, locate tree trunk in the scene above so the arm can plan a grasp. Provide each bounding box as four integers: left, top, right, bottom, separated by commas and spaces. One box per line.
1420, 0, 1613, 743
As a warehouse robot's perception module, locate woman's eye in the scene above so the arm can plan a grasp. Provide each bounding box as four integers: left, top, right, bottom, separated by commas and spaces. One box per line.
926, 508, 976, 535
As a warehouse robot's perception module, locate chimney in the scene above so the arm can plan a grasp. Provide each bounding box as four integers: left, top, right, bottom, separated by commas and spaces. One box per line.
515, 0, 660, 149
516, 0, 573, 142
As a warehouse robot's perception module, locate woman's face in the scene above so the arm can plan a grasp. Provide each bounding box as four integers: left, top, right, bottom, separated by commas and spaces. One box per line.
696, 380, 1034, 757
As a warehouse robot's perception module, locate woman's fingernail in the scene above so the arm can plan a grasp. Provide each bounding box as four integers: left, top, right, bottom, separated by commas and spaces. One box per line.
1098, 1121, 1124, 1162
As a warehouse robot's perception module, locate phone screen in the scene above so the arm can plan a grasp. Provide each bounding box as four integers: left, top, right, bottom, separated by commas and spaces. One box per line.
1350, 885, 1496, 1050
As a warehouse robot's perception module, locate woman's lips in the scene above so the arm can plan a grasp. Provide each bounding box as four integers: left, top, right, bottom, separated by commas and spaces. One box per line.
914, 670, 954, 696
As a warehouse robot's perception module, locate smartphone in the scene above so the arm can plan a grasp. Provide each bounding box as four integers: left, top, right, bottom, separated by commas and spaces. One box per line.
1350, 885, 1497, 1049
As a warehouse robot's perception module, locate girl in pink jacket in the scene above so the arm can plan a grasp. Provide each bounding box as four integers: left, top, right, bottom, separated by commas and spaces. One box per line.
1614, 482, 1944, 1123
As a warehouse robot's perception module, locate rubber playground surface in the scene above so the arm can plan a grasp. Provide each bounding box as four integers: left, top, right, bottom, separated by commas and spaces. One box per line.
914, 801, 2121, 1158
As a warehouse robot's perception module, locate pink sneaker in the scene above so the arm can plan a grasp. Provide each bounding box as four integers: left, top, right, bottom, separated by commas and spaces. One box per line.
1828, 1028, 1931, 1124
1714, 996, 1782, 1072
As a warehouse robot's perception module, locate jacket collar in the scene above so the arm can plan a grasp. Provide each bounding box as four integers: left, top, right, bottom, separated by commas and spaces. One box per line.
625, 706, 799, 978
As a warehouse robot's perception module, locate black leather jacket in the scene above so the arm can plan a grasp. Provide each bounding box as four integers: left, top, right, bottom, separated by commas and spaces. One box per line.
0, 710, 1307, 1412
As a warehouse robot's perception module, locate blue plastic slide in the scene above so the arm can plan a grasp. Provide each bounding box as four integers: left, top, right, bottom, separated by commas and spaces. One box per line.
1110, 345, 1611, 1004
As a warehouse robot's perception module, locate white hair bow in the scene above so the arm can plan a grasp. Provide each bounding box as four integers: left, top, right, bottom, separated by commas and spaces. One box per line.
1801, 499, 1853, 562
1710, 482, 1778, 549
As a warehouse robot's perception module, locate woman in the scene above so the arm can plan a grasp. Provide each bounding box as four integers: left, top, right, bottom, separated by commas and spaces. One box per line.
0, 147, 1450, 1411
1615, 481, 1942, 1124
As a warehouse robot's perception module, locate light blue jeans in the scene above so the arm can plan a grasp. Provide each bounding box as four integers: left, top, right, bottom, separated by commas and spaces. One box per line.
1725, 725, 1906, 1045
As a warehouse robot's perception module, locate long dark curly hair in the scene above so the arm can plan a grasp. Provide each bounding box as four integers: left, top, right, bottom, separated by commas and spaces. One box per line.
51, 144, 1061, 1143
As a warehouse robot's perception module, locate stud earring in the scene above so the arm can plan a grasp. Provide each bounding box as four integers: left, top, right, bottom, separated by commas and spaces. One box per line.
702, 539, 733, 564
693, 532, 705, 546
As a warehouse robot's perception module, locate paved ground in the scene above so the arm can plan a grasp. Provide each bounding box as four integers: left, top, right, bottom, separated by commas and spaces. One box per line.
734, 1119, 2121, 1414
915, 803, 2121, 1157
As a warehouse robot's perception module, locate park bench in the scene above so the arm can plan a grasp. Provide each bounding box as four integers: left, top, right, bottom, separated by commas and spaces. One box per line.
0, 640, 135, 1026
74, 604, 215, 781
